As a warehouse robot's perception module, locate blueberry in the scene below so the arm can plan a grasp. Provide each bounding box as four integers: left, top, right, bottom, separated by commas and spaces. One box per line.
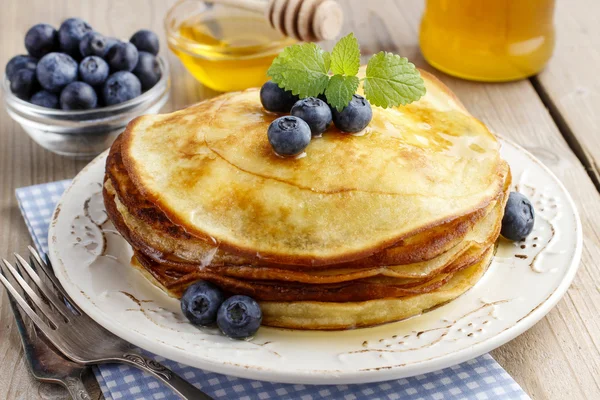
5, 55, 37, 81
332, 94, 373, 133
36, 52, 78, 93
10, 69, 38, 100
260, 81, 299, 113
79, 31, 109, 57
58, 18, 93, 58
267, 116, 311, 157
130, 29, 160, 55
132, 51, 161, 91
291, 97, 332, 136
79, 56, 109, 86
60, 81, 97, 110
24, 24, 58, 58
501, 192, 535, 241
104, 37, 119, 55
180, 281, 225, 326
105, 42, 139, 72
217, 295, 262, 339
102, 71, 142, 105
30, 90, 59, 108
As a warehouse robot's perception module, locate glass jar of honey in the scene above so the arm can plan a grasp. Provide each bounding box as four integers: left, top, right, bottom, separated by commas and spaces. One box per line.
419, 0, 556, 82
165, 0, 296, 92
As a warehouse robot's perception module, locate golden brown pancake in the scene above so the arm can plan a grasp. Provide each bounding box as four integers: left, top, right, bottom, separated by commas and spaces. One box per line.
125, 248, 494, 330
104, 177, 503, 284
260, 248, 495, 330
104, 68, 510, 329
106, 114, 506, 269
120, 72, 508, 266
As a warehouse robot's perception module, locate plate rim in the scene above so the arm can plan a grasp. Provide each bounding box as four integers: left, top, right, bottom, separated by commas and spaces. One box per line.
48, 135, 583, 384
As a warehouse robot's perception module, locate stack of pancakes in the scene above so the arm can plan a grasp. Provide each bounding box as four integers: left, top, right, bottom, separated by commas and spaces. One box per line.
104, 70, 510, 330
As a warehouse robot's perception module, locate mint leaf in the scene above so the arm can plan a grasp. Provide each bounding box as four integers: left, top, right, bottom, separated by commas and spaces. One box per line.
267, 43, 330, 98
323, 50, 331, 72
325, 75, 360, 111
330, 33, 360, 76
363, 52, 426, 108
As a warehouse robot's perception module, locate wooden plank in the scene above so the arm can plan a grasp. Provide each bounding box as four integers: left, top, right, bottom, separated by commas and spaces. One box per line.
0, 0, 599, 399
535, 0, 600, 187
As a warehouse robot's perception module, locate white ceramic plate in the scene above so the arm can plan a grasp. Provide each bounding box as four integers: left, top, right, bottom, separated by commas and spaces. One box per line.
48, 137, 582, 384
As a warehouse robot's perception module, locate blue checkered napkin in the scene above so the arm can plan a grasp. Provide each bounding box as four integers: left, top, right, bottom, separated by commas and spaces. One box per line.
16, 181, 530, 400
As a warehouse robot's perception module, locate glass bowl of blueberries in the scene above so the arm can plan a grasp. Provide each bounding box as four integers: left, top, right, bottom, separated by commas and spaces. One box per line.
3, 18, 170, 159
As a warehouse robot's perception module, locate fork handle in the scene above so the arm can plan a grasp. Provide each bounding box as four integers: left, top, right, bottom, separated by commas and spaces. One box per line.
114, 352, 214, 400
63, 376, 92, 400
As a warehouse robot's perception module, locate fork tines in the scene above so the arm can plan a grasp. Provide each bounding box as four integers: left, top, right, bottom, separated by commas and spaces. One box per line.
28, 246, 81, 314
0, 248, 76, 358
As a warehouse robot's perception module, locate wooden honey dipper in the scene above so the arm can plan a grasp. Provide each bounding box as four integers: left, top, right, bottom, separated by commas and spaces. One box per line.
208, 0, 344, 42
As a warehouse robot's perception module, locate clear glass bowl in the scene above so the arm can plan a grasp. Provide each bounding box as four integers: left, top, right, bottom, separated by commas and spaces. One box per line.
2, 56, 170, 159
165, 0, 295, 92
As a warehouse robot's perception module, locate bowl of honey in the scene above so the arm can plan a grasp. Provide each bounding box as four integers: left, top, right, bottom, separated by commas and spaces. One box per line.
165, 0, 296, 92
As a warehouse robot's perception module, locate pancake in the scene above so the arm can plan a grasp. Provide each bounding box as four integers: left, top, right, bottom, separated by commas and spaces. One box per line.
260, 248, 494, 330
106, 133, 499, 268
104, 177, 503, 283
132, 247, 487, 302
120, 70, 508, 266
104, 68, 510, 330
105, 170, 507, 305
128, 248, 494, 330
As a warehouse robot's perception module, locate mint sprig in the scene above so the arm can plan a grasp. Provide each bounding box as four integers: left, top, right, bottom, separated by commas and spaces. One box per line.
267, 33, 425, 110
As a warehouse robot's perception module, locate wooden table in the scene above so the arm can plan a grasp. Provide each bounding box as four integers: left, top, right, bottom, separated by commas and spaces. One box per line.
1, 1, 599, 399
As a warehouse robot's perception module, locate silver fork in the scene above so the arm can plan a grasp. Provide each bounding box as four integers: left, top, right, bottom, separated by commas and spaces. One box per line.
0, 247, 213, 400
5, 273, 92, 400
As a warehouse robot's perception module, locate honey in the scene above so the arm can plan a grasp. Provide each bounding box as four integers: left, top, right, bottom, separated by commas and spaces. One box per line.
166, 3, 295, 92
420, 0, 555, 82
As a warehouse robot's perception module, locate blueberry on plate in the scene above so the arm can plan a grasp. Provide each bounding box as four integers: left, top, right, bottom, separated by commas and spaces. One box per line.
501, 192, 535, 241
10, 69, 38, 100
60, 81, 97, 110
260, 81, 299, 113
105, 41, 139, 72
79, 31, 108, 58
79, 56, 109, 86
30, 90, 59, 109
180, 281, 225, 326
24, 23, 58, 58
132, 51, 162, 91
58, 18, 93, 58
36, 52, 78, 93
332, 94, 373, 133
130, 29, 160, 55
267, 116, 311, 157
102, 71, 142, 106
217, 295, 262, 339
291, 97, 332, 136
5, 55, 37, 82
